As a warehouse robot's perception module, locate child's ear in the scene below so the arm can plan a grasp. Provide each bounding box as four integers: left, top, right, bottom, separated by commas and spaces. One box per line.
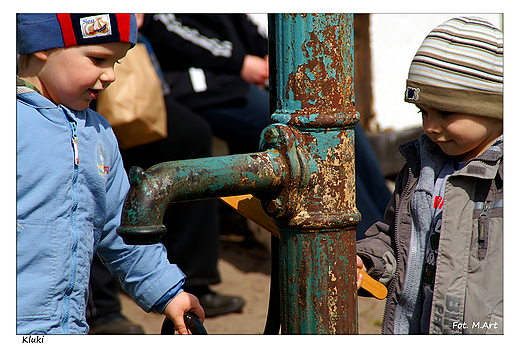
33, 50, 50, 61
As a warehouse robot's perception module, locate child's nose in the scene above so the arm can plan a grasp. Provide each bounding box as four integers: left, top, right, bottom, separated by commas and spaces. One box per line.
423, 116, 441, 134
100, 67, 116, 84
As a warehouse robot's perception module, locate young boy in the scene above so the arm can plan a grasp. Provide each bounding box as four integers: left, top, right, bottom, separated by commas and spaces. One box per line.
356, 17, 503, 334
16, 13, 204, 334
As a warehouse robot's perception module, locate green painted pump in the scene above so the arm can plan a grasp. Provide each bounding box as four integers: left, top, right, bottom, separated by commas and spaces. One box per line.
117, 13, 360, 334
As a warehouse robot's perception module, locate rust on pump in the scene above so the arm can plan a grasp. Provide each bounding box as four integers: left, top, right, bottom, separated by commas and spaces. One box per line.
285, 14, 356, 127
266, 14, 360, 334
268, 14, 360, 232
117, 14, 363, 334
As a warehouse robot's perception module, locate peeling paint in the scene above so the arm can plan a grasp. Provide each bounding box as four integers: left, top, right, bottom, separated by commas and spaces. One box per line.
272, 13, 359, 334
117, 151, 286, 245
118, 13, 360, 334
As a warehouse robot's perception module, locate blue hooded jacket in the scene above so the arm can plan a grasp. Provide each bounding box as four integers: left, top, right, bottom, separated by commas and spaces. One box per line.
16, 82, 185, 334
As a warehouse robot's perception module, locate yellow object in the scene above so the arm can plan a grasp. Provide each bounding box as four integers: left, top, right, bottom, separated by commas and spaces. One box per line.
220, 194, 388, 300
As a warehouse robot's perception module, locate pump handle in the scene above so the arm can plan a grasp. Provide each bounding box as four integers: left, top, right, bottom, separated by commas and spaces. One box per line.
220, 194, 388, 300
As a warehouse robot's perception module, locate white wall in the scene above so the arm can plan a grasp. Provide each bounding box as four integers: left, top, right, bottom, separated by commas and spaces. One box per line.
371, 14, 503, 131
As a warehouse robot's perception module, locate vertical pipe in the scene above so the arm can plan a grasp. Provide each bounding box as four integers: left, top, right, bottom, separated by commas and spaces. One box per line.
268, 13, 360, 334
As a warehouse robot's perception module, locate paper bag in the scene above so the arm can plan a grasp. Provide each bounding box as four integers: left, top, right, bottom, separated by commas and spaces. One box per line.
97, 43, 167, 149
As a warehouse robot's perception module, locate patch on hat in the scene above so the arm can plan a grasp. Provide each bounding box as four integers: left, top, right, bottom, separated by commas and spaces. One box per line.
80, 14, 112, 40
405, 86, 420, 102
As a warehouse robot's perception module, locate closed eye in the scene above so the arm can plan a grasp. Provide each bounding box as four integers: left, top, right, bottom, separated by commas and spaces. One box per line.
417, 107, 453, 118
90, 57, 121, 66
439, 110, 454, 118
90, 56, 105, 64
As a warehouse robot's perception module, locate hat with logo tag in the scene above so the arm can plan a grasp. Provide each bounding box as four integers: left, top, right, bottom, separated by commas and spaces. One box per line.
404, 16, 503, 119
17, 13, 138, 55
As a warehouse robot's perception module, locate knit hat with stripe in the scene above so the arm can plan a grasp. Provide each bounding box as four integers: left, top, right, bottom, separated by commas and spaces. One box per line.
404, 16, 503, 119
17, 13, 138, 55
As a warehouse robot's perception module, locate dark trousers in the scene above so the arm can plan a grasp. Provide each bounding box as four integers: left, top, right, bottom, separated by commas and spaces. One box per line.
196, 84, 270, 155
354, 123, 392, 239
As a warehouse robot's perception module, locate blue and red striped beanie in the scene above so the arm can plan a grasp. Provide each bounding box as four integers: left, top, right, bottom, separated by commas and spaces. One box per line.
17, 13, 138, 55
404, 16, 503, 119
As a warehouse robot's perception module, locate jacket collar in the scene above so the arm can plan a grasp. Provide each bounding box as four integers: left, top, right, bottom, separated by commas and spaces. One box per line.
17, 76, 42, 95
399, 133, 449, 178
457, 135, 503, 181
17, 78, 83, 124
399, 133, 503, 180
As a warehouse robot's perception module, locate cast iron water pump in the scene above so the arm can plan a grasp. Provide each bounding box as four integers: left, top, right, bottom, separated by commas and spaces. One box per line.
118, 13, 361, 334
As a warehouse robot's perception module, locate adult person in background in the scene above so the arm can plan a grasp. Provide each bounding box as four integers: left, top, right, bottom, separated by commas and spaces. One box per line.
139, 13, 270, 155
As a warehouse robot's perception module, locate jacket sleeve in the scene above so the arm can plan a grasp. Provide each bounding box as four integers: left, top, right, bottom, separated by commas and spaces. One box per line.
234, 15, 269, 58
96, 128, 185, 313
356, 165, 410, 286
141, 14, 246, 75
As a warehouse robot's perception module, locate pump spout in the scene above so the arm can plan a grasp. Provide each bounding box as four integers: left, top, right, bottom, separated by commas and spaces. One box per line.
117, 150, 285, 245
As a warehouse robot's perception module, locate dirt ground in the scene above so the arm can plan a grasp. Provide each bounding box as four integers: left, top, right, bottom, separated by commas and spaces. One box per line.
119, 227, 386, 335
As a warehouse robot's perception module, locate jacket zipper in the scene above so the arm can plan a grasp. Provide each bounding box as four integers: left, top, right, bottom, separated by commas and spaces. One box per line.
467, 157, 496, 262
381, 165, 412, 334
477, 201, 491, 261
61, 111, 80, 333
73, 135, 80, 166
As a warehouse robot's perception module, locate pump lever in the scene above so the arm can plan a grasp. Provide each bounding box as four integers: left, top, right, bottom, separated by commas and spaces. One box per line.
220, 194, 388, 300
161, 312, 207, 334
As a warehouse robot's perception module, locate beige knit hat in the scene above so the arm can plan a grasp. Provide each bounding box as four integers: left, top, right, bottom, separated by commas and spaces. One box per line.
405, 16, 503, 119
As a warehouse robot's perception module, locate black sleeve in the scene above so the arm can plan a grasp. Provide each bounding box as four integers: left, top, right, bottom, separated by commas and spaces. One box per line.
233, 14, 269, 58
140, 14, 246, 75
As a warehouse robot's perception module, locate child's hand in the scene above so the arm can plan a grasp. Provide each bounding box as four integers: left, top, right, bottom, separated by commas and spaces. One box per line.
356, 255, 367, 291
163, 291, 205, 334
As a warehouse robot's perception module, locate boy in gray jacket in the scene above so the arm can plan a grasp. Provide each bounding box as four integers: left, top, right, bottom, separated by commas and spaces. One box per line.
356, 17, 503, 334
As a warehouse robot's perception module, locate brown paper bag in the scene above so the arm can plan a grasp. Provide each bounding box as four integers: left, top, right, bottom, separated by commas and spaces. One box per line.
97, 43, 167, 149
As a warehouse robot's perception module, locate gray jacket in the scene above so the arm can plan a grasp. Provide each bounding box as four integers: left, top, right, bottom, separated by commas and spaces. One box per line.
357, 134, 503, 334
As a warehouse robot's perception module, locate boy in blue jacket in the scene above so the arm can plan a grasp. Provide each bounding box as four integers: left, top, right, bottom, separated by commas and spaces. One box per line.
16, 13, 204, 334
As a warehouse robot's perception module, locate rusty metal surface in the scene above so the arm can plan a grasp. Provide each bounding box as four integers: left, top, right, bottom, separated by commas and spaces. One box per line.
117, 151, 286, 244
265, 14, 360, 232
268, 13, 360, 334
280, 229, 357, 334
271, 14, 357, 128
117, 13, 360, 334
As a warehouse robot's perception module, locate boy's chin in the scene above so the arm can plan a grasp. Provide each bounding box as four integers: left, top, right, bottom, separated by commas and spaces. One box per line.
67, 100, 92, 111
